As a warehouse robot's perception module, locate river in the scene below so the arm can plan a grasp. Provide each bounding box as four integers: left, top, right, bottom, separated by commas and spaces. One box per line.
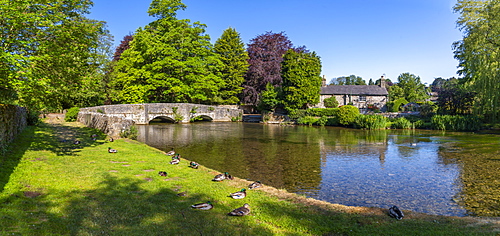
136, 122, 500, 217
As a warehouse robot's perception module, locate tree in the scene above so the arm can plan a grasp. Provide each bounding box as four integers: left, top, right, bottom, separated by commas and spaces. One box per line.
0, 0, 111, 110
113, 34, 134, 62
453, 0, 500, 122
437, 78, 475, 115
214, 27, 249, 104
281, 48, 322, 110
112, 0, 224, 104
330, 75, 366, 85
391, 73, 429, 103
241, 31, 293, 105
257, 83, 281, 112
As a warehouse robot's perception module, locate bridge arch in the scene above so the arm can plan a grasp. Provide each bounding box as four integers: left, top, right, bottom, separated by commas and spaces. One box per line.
190, 115, 213, 122
149, 116, 176, 124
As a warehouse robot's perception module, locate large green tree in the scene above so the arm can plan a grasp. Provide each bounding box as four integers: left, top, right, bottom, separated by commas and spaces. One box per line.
390, 73, 429, 103
454, 0, 500, 121
0, 0, 111, 110
213, 27, 249, 104
281, 48, 322, 110
112, 0, 223, 104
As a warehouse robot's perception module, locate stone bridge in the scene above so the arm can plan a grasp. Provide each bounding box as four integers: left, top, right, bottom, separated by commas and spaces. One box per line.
77, 103, 243, 138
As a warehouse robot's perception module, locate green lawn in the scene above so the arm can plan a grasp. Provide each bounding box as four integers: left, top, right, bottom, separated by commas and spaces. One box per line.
0, 120, 498, 235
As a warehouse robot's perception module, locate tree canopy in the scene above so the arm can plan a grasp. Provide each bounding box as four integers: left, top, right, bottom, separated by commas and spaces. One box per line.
330, 75, 366, 85
213, 27, 249, 104
281, 48, 322, 110
241, 31, 293, 105
389, 73, 429, 103
454, 0, 500, 121
0, 0, 111, 110
112, 0, 223, 104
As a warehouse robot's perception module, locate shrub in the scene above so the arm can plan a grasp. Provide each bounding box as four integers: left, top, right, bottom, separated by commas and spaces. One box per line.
65, 107, 80, 122
297, 116, 318, 126
431, 115, 481, 131
27, 109, 40, 126
418, 101, 438, 117
391, 117, 413, 129
337, 105, 359, 126
305, 108, 339, 117
288, 109, 307, 120
355, 114, 388, 130
315, 116, 328, 126
120, 126, 138, 140
323, 96, 339, 108
390, 98, 409, 112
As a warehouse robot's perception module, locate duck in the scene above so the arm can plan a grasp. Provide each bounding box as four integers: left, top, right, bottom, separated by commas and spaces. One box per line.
158, 171, 167, 177
109, 137, 114, 142
248, 181, 262, 189
176, 191, 187, 197
108, 147, 117, 153
212, 172, 227, 182
73, 140, 81, 145
191, 201, 213, 210
165, 148, 175, 156
189, 161, 199, 169
229, 189, 247, 199
228, 203, 250, 216
172, 153, 181, 160
225, 172, 234, 180
91, 134, 98, 138
388, 205, 404, 220
169, 157, 180, 165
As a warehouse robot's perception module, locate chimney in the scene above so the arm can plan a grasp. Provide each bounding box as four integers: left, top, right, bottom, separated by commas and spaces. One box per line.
322, 75, 327, 87
380, 75, 386, 88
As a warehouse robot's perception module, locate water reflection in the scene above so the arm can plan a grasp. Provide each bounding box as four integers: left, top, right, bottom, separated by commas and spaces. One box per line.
136, 123, 498, 217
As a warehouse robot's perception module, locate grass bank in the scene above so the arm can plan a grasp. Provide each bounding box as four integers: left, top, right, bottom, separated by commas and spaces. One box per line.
0, 119, 498, 235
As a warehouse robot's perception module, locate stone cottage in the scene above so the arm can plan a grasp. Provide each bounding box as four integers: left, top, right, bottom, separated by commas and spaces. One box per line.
316, 76, 389, 113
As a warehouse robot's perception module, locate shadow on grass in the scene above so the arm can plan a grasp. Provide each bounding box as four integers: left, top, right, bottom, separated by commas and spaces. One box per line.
0, 122, 105, 192
1, 174, 276, 235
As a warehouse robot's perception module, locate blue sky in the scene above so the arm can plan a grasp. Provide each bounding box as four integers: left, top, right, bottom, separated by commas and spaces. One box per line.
88, 0, 463, 85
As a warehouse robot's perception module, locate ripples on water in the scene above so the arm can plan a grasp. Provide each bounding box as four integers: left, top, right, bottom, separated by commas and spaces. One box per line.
137, 122, 500, 217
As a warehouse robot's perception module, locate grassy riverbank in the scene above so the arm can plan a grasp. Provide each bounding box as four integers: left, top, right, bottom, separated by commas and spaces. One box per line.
0, 119, 498, 235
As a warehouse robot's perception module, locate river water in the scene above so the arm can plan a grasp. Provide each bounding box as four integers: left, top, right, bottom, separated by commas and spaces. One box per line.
136, 122, 500, 217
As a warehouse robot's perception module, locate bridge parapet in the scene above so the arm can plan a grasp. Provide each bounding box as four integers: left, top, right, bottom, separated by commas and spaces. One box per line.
77, 103, 243, 137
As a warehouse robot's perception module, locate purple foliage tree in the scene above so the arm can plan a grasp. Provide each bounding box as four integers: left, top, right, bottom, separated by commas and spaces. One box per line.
113, 34, 134, 61
241, 31, 292, 105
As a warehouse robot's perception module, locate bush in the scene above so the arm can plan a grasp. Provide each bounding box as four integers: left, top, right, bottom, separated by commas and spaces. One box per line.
391, 117, 413, 129
297, 116, 318, 126
337, 105, 359, 126
431, 115, 481, 131
65, 107, 80, 122
288, 109, 307, 120
355, 114, 388, 129
27, 109, 40, 126
120, 126, 138, 140
315, 116, 328, 126
323, 96, 339, 108
305, 108, 339, 117
389, 98, 409, 112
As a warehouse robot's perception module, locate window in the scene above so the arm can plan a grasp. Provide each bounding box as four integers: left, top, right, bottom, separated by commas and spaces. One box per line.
359, 96, 366, 102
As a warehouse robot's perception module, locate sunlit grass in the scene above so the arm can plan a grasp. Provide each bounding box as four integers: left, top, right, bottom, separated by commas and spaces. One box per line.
0, 121, 498, 235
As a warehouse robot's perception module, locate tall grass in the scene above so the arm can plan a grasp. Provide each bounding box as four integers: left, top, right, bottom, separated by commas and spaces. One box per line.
355, 115, 388, 130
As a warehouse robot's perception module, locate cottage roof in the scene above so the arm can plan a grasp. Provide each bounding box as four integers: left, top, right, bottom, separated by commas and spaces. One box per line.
320, 85, 388, 96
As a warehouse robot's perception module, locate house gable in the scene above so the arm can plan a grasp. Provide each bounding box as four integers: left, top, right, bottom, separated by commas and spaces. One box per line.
316, 85, 388, 112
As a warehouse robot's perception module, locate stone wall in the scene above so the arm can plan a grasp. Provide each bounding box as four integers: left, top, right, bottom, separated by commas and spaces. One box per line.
0, 104, 27, 152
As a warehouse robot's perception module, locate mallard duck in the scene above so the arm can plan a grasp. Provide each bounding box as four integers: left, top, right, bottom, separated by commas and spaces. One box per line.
109, 137, 114, 142
212, 172, 227, 182
91, 134, 98, 138
176, 191, 187, 197
388, 205, 404, 220
158, 171, 167, 177
172, 153, 181, 160
191, 201, 213, 210
225, 172, 234, 180
189, 161, 199, 169
229, 189, 247, 199
228, 203, 250, 216
170, 158, 180, 165
108, 147, 117, 153
166, 148, 175, 156
248, 181, 262, 189
73, 140, 81, 145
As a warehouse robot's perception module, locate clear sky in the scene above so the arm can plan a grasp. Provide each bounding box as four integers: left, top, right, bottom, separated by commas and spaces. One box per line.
88, 0, 463, 85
